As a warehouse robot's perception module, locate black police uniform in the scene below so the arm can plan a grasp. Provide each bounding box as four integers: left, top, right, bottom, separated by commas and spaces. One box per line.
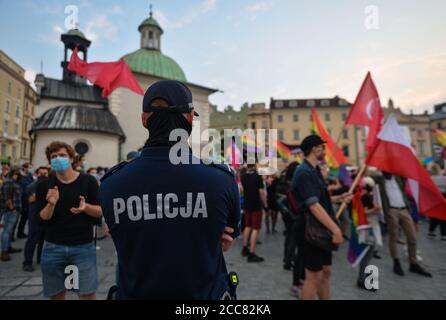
99, 147, 241, 299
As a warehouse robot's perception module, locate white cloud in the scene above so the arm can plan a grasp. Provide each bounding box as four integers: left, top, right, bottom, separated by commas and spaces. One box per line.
85, 14, 119, 43
37, 24, 64, 47
154, 0, 217, 29
245, 1, 275, 20
25, 70, 37, 89
246, 1, 275, 13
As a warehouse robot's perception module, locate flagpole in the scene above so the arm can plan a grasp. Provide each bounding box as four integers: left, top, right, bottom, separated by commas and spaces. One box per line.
335, 163, 367, 219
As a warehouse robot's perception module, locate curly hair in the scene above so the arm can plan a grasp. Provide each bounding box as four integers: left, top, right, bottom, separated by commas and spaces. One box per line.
45, 141, 75, 163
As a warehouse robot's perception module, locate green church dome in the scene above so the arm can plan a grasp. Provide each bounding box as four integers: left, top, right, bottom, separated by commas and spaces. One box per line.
122, 49, 187, 82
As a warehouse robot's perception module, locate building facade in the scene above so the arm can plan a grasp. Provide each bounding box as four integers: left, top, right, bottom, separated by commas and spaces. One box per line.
269, 96, 362, 165
0, 50, 36, 165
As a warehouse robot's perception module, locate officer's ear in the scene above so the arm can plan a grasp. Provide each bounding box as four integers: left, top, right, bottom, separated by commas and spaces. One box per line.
183, 111, 194, 124
141, 112, 152, 129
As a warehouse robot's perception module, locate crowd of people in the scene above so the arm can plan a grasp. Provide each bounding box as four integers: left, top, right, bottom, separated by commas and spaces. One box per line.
236, 134, 441, 299
0, 79, 444, 301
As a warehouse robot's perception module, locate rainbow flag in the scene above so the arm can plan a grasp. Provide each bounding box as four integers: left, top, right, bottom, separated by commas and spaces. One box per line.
242, 135, 263, 153
311, 108, 348, 168
277, 140, 292, 161
433, 129, 446, 147
347, 190, 370, 267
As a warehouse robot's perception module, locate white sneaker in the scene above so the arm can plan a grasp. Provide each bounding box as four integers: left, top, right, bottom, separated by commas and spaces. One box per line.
290, 285, 301, 299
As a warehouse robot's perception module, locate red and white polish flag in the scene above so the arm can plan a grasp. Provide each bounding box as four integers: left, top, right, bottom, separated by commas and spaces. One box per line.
366, 113, 446, 221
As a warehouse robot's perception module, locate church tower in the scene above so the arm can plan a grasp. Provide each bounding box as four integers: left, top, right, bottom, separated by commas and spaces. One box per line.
60, 28, 91, 84
138, 5, 163, 51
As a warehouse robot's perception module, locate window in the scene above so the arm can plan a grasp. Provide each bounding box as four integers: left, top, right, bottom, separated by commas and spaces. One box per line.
149, 31, 153, 39
25, 102, 29, 113
7, 82, 12, 94
289, 100, 298, 107
342, 113, 347, 121
278, 115, 283, 123
293, 114, 299, 122
261, 120, 268, 129
3, 120, 9, 134
418, 129, 423, 137
24, 120, 28, 132
251, 122, 256, 129
16, 105, 20, 118
14, 124, 18, 136
342, 145, 350, 157
12, 146, 17, 159
1, 144, 6, 157
293, 130, 300, 141
418, 141, 425, 156
22, 141, 27, 157
325, 113, 330, 121
5, 100, 10, 113
306, 100, 315, 107
278, 130, 284, 140
275, 101, 283, 108
343, 129, 348, 139
17, 88, 21, 99
321, 100, 330, 107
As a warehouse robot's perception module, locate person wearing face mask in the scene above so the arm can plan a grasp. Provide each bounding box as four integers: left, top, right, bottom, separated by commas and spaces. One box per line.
1, 167, 23, 261
99, 80, 241, 300
375, 171, 432, 277
36, 142, 102, 300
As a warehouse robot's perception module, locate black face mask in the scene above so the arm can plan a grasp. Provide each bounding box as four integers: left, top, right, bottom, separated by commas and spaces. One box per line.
145, 112, 192, 147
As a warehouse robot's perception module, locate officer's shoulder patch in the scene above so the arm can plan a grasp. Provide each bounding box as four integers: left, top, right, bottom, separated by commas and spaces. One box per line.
207, 162, 235, 177
100, 161, 129, 183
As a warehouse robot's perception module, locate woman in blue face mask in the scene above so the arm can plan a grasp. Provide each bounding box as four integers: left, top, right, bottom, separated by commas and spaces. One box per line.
37, 141, 103, 300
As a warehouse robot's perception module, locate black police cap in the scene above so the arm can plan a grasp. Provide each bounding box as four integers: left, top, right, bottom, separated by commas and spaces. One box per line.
142, 80, 199, 116
300, 134, 326, 152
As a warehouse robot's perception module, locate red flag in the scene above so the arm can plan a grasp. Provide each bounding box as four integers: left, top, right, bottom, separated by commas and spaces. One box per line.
366, 114, 446, 221
68, 48, 144, 97
346, 72, 384, 153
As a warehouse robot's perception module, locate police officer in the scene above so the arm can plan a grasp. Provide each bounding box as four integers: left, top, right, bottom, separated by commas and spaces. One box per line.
99, 80, 241, 300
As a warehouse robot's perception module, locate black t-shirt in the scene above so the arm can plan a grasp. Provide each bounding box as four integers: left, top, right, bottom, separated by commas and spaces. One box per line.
36, 173, 100, 246
361, 193, 374, 210
241, 170, 264, 211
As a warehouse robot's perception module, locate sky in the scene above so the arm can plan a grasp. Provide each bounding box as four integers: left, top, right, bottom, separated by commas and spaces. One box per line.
1, 0, 445, 113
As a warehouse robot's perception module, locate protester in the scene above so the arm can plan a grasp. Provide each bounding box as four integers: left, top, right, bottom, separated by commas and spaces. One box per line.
22, 166, 49, 272
126, 151, 140, 162
241, 164, 268, 263
1, 167, 23, 261
16, 163, 35, 239
292, 135, 347, 300
37, 141, 102, 300
265, 174, 279, 234
357, 177, 381, 290
375, 172, 432, 277
428, 164, 446, 240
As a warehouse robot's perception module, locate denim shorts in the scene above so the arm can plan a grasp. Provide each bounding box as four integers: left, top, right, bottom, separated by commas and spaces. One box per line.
40, 241, 98, 297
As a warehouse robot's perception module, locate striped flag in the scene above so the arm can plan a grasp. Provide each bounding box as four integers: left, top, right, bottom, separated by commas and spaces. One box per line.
347, 189, 371, 267
311, 108, 348, 168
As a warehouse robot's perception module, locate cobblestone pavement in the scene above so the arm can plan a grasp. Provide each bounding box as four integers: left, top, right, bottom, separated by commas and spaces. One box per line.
0, 219, 445, 300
